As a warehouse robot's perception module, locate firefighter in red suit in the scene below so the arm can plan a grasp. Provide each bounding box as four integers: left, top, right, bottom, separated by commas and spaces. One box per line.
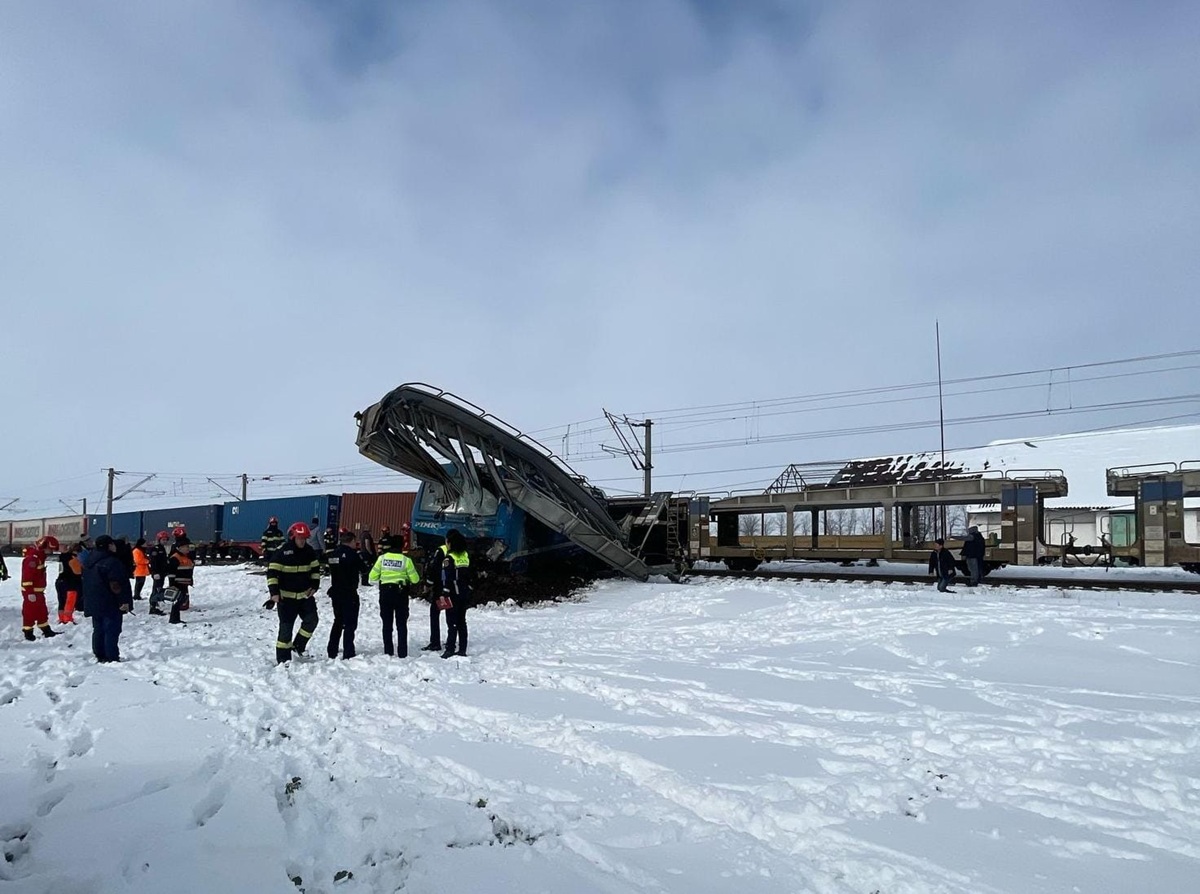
21, 535, 61, 641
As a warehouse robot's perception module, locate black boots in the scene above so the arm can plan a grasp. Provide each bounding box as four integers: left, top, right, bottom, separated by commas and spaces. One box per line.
24, 629, 35, 641
40, 626, 58, 638
421, 642, 441, 651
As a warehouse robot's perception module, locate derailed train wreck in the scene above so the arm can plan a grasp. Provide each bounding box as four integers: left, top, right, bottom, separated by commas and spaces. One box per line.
354, 384, 695, 595
356, 385, 1200, 595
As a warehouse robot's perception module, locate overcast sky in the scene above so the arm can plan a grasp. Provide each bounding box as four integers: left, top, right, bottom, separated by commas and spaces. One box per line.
2, 0, 1198, 513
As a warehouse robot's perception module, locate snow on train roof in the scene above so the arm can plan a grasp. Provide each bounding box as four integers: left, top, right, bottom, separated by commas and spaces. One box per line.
836, 423, 1200, 508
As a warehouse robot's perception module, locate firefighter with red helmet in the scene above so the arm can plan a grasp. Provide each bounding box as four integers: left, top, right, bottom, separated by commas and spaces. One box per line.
266, 522, 322, 663
260, 517, 284, 562
20, 535, 61, 640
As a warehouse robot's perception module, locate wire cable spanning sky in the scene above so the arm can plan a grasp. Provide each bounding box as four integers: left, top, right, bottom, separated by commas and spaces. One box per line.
2, 2, 1198, 510
5, 349, 1197, 513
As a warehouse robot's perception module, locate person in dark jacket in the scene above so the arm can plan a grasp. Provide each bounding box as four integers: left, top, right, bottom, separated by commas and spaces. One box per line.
358, 529, 377, 586
267, 522, 322, 663
114, 535, 135, 578
326, 530, 365, 659
148, 532, 170, 603
260, 518, 284, 562
928, 539, 957, 593
165, 537, 195, 624
56, 545, 83, 624
82, 535, 133, 663
422, 538, 448, 652
439, 529, 472, 658
961, 525, 986, 587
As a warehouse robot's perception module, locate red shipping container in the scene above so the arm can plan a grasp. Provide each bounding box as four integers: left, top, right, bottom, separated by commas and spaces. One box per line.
339, 492, 417, 540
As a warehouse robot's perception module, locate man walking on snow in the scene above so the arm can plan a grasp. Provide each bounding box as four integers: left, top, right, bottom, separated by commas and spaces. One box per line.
267, 522, 322, 664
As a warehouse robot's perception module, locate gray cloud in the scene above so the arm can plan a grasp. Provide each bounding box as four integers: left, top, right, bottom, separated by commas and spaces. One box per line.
2, 0, 1198, 508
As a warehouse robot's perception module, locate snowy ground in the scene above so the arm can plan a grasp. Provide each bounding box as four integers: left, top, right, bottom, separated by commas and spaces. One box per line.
2, 564, 1198, 894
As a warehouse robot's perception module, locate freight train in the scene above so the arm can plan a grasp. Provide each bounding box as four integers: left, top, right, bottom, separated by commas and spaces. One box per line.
0, 492, 415, 558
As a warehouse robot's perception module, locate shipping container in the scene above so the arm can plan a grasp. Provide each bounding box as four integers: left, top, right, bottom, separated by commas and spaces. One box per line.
44, 515, 87, 544
339, 492, 417, 539
88, 511, 143, 540
222, 495, 341, 547
142, 504, 223, 544
11, 518, 45, 546
0, 520, 12, 551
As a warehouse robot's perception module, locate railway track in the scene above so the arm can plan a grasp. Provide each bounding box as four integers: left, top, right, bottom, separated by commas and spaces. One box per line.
684, 567, 1200, 595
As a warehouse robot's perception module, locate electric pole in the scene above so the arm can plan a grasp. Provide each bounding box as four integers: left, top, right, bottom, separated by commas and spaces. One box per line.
603, 412, 654, 498
106, 467, 115, 535
643, 419, 653, 499
241, 473, 248, 501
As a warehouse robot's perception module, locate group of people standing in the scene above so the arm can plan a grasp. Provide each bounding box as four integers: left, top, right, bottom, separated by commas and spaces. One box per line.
7, 518, 475, 668
928, 525, 988, 592
260, 517, 472, 665
4, 527, 203, 662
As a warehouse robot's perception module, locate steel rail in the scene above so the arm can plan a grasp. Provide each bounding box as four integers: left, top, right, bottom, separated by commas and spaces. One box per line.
684, 568, 1200, 594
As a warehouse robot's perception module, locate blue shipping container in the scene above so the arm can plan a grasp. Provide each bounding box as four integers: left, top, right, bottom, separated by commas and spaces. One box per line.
141, 504, 224, 544
222, 495, 341, 544
87, 511, 143, 540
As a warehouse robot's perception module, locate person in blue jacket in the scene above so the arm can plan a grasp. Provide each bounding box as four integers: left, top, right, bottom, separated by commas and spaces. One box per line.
82, 534, 133, 663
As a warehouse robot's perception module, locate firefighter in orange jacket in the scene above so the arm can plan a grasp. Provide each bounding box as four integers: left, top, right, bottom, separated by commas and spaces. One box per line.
21, 536, 61, 641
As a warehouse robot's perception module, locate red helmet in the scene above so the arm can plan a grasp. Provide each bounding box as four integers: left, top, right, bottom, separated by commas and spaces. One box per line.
172, 526, 186, 538
36, 535, 60, 551
156, 530, 170, 542
288, 522, 311, 540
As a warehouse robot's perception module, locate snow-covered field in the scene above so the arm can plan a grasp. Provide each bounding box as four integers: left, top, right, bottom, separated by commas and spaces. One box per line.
2, 563, 1198, 894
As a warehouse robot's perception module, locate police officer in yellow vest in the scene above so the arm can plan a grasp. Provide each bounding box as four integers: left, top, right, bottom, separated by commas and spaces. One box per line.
438, 529, 472, 658
368, 540, 420, 657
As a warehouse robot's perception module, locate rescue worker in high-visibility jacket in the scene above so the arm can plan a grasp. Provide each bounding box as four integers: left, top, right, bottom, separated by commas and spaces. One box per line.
368, 540, 420, 658
260, 518, 284, 562
267, 522, 322, 664
326, 529, 365, 660
20, 536, 61, 640
439, 529, 472, 658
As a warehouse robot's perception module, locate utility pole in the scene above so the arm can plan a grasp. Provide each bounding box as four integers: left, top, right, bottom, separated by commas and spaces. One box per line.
936, 321, 947, 540
106, 467, 116, 535
241, 473, 248, 501
603, 411, 654, 498
643, 419, 653, 500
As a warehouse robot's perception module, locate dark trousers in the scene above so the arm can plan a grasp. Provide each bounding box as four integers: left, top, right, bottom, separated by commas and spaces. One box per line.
379, 584, 410, 657
428, 594, 442, 648
91, 611, 123, 662
168, 583, 190, 624
936, 572, 955, 592
444, 595, 469, 655
133, 576, 146, 599
327, 590, 360, 659
966, 557, 983, 586
276, 595, 319, 664
150, 575, 164, 601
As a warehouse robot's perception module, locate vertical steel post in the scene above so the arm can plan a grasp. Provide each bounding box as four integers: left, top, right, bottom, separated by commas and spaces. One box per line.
106, 467, 115, 535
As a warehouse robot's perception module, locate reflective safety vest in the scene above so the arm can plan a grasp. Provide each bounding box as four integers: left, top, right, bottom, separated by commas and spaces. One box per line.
369, 551, 420, 586
439, 545, 470, 567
